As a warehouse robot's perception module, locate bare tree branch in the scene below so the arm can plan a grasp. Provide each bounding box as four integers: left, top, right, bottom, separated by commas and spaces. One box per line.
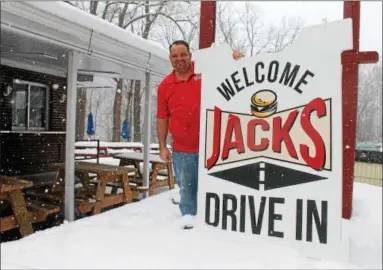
89, 1, 99, 15
64, 1, 75, 6
123, 11, 189, 30
267, 17, 303, 53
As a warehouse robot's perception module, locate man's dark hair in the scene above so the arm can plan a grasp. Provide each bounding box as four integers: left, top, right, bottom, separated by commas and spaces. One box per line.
169, 40, 190, 52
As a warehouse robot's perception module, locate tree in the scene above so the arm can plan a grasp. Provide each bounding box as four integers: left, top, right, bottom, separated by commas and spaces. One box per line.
357, 63, 382, 142
122, 80, 134, 142
75, 88, 86, 140
91, 86, 115, 141
216, 2, 246, 52
151, 2, 200, 49
214, 2, 303, 55
112, 79, 123, 141
239, 3, 264, 57
266, 16, 302, 53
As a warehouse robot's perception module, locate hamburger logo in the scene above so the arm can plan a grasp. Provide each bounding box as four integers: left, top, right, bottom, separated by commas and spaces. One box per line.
250, 90, 278, 118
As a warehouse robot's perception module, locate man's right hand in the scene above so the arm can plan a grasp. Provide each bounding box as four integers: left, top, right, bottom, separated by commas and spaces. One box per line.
159, 147, 172, 162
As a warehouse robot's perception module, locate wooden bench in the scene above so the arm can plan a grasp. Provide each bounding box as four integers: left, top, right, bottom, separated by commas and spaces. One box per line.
49, 162, 137, 215
113, 152, 175, 197
0, 175, 60, 236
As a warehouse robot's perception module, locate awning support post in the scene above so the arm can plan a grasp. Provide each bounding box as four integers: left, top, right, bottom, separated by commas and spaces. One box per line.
142, 53, 152, 198
64, 51, 78, 222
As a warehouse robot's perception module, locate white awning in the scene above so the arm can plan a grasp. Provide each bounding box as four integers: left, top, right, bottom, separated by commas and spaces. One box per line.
1, 1, 172, 81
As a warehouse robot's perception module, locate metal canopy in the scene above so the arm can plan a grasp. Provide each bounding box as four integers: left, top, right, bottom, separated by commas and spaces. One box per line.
1, 1, 171, 81
1, 28, 164, 83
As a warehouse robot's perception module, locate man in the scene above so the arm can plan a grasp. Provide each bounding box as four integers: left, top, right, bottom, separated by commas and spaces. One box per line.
157, 40, 244, 229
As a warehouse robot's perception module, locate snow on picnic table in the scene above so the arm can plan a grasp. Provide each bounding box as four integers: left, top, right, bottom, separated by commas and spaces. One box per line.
1, 183, 381, 269
74, 142, 168, 155
74, 141, 170, 149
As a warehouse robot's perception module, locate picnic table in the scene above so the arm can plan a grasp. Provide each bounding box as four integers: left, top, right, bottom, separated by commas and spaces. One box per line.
26, 162, 137, 216
0, 175, 34, 236
1, 174, 63, 237
113, 152, 175, 196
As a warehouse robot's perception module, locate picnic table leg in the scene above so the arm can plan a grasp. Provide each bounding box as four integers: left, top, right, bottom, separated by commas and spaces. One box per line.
92, 175, 107, 215
52, 169, 65, 192
8, 190, 33, 237
121, 174, 133, 204
110, 186, 119, 195
119, 159, 131, 167
149, 164, 160, 196
119, 159, 141, 181
166, 163, 175, 189
77, 172, 93, 194
134, 161, 141, 178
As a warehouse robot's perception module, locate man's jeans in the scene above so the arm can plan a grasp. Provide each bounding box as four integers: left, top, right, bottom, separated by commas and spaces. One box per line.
172, 151, 199, 216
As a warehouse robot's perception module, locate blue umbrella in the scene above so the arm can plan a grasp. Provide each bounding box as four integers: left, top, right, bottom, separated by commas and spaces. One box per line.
121, 119, 130, 139
87, 112, 95, 136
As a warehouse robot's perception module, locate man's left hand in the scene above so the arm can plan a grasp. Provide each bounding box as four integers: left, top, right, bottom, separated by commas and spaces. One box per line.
233, 50, 245, 60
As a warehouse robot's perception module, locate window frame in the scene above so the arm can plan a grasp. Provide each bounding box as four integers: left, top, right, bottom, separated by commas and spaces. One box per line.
11, 79, 50, 131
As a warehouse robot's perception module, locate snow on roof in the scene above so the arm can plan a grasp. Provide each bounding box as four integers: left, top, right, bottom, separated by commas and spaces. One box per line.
28, 1, 169, 61
1, 1, 172, 78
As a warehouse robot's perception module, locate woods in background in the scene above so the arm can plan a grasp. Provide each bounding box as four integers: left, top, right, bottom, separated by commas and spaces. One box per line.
68, 1, 381, 144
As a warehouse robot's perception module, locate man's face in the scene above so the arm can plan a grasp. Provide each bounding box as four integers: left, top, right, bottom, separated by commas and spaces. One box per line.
169, 44, 192, 73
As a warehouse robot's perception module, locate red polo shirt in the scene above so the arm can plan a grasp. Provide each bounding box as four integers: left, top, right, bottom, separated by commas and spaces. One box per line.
157, 64, 201, 153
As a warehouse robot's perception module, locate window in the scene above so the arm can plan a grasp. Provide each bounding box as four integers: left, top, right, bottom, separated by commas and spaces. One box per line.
12, 80, 49, 131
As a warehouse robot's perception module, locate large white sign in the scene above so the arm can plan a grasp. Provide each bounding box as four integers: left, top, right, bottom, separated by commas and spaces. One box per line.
194, 19, 352, 260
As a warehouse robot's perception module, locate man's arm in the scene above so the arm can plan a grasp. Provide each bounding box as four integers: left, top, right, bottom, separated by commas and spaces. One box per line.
157, 118, 168, 149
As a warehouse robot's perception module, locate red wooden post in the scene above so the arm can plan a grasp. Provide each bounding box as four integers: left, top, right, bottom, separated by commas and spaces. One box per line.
341, 0, 379, 219
199, 1, 216, 49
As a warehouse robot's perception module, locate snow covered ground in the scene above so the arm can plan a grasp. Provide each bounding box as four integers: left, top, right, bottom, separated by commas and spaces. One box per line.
1, 182, 381, 269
